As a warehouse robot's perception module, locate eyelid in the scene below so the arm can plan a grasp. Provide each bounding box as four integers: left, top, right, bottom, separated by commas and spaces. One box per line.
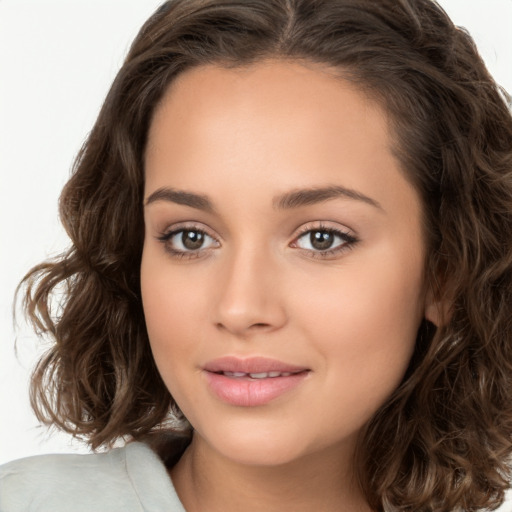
289, 222, 358, 258
292, 220, 356, 239
156, 221, 221, 259
157, 220, 219, 240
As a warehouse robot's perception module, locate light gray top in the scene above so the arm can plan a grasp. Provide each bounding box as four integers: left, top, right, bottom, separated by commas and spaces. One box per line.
0, 442, 187, 511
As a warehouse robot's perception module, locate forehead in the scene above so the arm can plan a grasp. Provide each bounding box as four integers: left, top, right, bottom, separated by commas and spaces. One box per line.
157, 59, 369, 109
150, 58, 387, 128
145, 59, 395, 184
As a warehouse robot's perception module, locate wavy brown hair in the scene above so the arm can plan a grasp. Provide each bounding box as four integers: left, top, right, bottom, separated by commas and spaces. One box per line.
19, 0, 512, 510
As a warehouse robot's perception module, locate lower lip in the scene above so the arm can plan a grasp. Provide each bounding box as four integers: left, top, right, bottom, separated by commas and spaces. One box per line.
204, 371, 309, 407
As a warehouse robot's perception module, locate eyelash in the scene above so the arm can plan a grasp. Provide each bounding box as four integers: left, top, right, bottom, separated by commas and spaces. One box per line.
156, 223, 358, 260
156, 224, 219, 260
291, 224, 358, 259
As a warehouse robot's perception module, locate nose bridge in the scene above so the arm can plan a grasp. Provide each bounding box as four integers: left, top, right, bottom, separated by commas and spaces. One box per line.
213, 239, 286, 335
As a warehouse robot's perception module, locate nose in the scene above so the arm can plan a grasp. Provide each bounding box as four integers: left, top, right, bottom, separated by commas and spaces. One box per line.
213, 247, 287, 337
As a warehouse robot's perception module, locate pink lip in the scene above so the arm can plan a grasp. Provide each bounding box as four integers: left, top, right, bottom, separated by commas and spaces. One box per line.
203, 356, 307, 374
203, 356, 310, 407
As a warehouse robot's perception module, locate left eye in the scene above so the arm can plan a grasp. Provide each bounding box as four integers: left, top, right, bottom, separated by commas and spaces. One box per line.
165, 229, 217, 252
294, 229, 354, 252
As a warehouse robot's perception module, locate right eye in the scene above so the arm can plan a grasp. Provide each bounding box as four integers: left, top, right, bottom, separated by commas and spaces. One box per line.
157, 228, 219, 258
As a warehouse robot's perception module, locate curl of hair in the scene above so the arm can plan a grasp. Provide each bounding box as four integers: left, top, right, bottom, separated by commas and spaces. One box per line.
19, 0, 512, 509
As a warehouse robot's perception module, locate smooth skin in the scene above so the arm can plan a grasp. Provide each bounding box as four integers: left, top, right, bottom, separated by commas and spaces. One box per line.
141, 59, 441, 512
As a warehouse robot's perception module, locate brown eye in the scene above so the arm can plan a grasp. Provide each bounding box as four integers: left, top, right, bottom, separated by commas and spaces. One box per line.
159, 228, 219, 255
310, 231, 335, 250
181, 230, 205, 250
293, 227, 357, 256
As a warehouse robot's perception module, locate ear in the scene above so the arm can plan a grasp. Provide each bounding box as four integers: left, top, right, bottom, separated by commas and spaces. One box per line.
424, 283, 451, 327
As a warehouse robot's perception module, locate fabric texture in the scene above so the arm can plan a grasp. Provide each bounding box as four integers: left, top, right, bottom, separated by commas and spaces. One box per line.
0, 441, 187, 512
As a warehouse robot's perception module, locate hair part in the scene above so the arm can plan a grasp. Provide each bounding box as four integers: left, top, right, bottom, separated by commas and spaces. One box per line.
19, 1, 512, 510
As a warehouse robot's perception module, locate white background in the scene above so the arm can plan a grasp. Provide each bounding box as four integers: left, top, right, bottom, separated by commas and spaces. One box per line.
1, 0, 511, 505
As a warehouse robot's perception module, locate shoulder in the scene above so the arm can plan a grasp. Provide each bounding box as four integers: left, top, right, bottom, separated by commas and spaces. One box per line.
0, 441, 184, 512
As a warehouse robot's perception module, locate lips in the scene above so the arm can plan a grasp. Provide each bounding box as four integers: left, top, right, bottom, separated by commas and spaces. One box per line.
203, 356, 307, 374
203, 356, 310, 407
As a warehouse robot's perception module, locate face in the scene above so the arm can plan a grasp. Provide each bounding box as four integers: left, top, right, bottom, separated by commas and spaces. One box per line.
141, 59, 431, 467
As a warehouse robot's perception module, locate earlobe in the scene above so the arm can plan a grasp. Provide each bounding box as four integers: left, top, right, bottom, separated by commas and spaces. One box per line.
424, 284, 451, 327
424, 298, 442, 327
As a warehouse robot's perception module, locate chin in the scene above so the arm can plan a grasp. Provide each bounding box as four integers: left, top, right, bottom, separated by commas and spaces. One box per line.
193, 415, 345, 468
212, 435, 309, 467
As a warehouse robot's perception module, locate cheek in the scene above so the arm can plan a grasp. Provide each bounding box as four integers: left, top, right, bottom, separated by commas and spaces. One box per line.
291, 248, 424, 409
140, 247, 205, 388
142, 273, 187, 346
295, 258, 423, 344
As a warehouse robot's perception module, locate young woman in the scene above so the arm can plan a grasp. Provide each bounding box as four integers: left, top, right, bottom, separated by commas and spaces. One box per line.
1, 0, 512, 511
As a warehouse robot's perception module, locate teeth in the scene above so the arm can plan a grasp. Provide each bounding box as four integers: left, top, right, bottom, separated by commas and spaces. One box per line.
221, 371, 297, 378
223, 371, 246, 377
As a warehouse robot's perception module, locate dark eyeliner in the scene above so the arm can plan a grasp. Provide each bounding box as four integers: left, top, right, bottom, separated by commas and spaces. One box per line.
155, 226, 218, 260
292, 224, 359, 259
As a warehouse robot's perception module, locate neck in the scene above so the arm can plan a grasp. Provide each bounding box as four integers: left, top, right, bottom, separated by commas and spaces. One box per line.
169, 433, 373, 512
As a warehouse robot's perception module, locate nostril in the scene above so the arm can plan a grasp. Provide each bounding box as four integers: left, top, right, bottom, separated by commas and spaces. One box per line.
250, 323, 270, 329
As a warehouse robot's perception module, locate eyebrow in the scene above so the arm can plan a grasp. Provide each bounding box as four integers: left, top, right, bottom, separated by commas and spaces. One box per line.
145, 187, 214, 212
272, 185, 383, 211
144, 185, 382, 212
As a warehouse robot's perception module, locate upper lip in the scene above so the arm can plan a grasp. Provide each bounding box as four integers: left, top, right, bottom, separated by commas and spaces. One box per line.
203, 356, 309, 374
